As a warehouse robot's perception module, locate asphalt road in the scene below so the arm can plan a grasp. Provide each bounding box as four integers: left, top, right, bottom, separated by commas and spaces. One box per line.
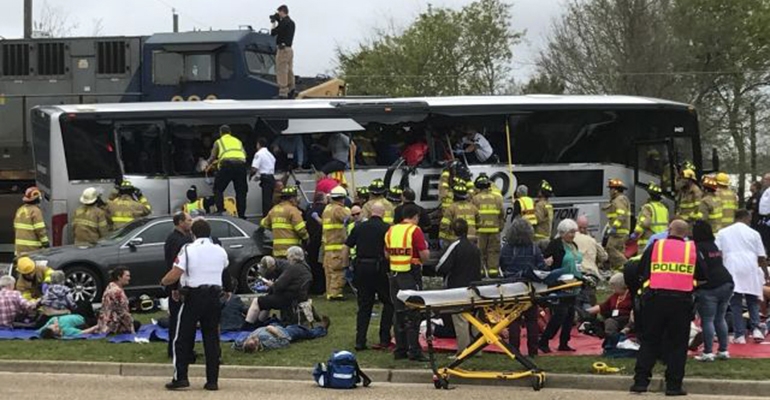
0, 372, 762, 400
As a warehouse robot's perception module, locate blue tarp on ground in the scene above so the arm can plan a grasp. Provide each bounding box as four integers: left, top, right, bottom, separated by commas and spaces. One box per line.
0, 324, 252, 343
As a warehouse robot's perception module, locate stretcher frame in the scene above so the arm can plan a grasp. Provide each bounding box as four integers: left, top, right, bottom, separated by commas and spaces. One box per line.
404, 280, 582, 390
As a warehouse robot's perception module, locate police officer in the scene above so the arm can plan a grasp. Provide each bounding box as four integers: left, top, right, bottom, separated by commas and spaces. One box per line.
630, 220, 707, 396
440, 181, 480, 246
386, 204, 430, 361
534, 180, 555, 245
72, 187, 109, 245
604, 179, 631, 270
472, 174, 504, 277
632, 182, 669, 250
208, 125, 248, 218
344, 202, 394, 351
107, 180, 151, 230
14, 187, 49, 255
163, 212, 193, 359
322, 186, 352, 300
260, 186, 309, 258
699, 176, 723, 233
362, 179, 394, 224
676, 169, 703, 223
716, 172, 738, 228
512, 185, 537, 225
162, 219, 229, 391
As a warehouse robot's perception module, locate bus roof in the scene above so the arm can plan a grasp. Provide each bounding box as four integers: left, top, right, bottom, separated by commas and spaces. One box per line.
38, 95, 694, 117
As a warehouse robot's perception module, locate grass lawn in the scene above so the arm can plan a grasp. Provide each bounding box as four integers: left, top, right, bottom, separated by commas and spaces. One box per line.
0, 296, 767, 380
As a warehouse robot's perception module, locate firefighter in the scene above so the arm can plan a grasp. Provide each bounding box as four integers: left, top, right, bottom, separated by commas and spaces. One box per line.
207, 125, 248, 218
362, 179, 394, 224
14, 256, 53, 301
13, 187, 49, 255
72, 187, 110, 245
632, 182, 669, 250
355, 187, 370, 206
440, 181, 479, 245
699, 176, 723, 233
676, 169, 703, 223
513, 185, 537, 226
630, 220, 706, 396
322, 186, 352, 300
438, 165, 453, 212
355, 135, 378, 166
472, 174, 504, 277
387, 187, 404, 205
716, 172, 738, 227
107, 180, 151, 230
604, 179, 631, 270
534, 180, 555, 245
260, 186, 309, 258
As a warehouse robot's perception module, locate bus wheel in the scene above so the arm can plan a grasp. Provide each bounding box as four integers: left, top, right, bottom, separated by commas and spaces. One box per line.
65, 265, 103, 303
239, 258, 262, 294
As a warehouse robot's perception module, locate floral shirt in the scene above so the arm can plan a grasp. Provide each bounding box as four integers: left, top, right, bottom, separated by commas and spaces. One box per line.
97, 282, 133, 334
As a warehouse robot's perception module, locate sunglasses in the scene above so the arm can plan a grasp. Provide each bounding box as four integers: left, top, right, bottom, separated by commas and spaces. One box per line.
351, 213, 361, 217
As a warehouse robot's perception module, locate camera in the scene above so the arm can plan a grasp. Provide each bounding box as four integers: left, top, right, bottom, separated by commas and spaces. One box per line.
269, 13, 280, 23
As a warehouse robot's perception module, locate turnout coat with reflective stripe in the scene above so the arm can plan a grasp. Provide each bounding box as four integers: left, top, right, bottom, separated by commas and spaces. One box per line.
261, 200, 309, 257
14, 204, 49, 255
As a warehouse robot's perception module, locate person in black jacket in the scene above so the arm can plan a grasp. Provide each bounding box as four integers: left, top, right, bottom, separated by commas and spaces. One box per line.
436, 218, 481, 356
304, 192, 327, 295
244, 247, 312, 324
692, 220, 734, 362
163, 212, 193, 358
394, 188, 431, 232
271, 4, 296, 98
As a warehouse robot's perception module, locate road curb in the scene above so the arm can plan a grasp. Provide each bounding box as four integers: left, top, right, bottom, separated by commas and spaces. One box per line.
0, 360, 767, 397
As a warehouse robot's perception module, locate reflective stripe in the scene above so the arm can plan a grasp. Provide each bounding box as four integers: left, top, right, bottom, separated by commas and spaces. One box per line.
518, 197, 537, 225
323, 223, 345, 230
13, 223, 36, 230
478, 227, 500, 233
274, 238, 301, 245
271, 223, 293, 230
216, 134, 246, 162
534, 234, 550, 240
386, 223, 418, 271
15, 239, 43, 246
325, 244, 344, 251
479, 209, 501, 215
73, 219, 100, 228
112, 216, 134, 223
294, 222, 307, 231
649, 239, 696, 292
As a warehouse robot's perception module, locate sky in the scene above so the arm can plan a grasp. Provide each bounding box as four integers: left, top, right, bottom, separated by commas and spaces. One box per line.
0, 0, 564, 82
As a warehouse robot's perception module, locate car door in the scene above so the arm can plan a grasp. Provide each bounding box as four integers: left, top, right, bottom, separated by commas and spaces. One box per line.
208, 218, 251, 273
118, 220, 174, 292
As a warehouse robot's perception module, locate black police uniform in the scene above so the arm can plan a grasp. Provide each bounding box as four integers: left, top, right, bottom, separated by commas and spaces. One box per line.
163, 228, 193, 358
345, 215, 393, 350
631, 236, 708, 394
167, 237, 230, 390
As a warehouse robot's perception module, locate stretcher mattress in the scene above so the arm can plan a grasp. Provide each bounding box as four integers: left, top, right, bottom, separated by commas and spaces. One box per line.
397, 275, 574, 307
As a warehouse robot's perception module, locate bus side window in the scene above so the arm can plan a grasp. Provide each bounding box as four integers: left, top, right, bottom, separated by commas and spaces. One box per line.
168, 119, 257, 176
60, 119, 121, 180
115, 123, 164, 176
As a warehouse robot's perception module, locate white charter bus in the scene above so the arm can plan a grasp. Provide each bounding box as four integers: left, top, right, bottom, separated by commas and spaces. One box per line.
31, 95, 707, 247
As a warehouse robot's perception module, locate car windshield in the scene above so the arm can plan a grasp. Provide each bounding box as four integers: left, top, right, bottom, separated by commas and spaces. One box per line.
99, 219, 152, 244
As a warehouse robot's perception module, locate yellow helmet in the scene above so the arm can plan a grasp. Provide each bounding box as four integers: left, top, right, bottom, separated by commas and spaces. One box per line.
681, 169, 697, 182
646, 182, 663, 196
716, 172, 730, 187
15, 257, 36, 275
280, 186, 298, 198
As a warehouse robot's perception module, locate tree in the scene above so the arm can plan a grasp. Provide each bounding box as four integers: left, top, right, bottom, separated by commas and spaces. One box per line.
521, 72, 565, 94
336, 0, 523, 96
33, 0, 80, 38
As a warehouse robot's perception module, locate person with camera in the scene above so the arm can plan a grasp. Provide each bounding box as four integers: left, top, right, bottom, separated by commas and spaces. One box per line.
162, 219, 229, 391
270, 5, 296, 98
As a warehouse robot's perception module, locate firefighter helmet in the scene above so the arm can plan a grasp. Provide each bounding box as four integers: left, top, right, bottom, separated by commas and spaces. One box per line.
22, 186, 41, 203
368, 179, 386, 196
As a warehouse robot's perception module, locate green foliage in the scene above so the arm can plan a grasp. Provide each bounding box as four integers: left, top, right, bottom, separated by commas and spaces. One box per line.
336, 0, 523, 96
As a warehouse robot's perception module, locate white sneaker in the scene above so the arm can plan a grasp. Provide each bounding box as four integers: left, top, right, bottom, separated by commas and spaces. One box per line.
752, 328, 765, 342
717, 351, 730, 360
694, 353, 715, 362
732, 336, 746, 344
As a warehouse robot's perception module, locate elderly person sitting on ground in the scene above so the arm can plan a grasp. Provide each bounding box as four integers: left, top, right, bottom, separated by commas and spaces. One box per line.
40, 271, 77, 316
0, 275, 39, 328
96, 267, 139, 334
586, 273, 633, 338
234, 316, 331, 353
244, 246, 313, 325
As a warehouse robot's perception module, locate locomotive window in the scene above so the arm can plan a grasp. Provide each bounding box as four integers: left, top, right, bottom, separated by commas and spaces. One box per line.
184, 54, 213, 82
245, 50, 275, 75
153, 51, 183, 85
218, 51, 234, 80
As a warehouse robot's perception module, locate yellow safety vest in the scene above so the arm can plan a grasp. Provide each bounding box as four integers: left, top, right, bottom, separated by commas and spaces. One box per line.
517, 197, 537, 225
385, 222, 418, 272
216, 134, 246, 164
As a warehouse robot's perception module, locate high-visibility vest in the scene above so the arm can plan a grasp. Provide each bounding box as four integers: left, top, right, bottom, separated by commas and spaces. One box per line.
216, 134, 246, 164
183, 199, 204, 214
718, 188, 738, 225
517, 196, 537, 225
385, 222, 419, 272
648, 239, 696, 292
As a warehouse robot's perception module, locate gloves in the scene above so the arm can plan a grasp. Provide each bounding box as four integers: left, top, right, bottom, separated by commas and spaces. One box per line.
629, 233, 639, 241
41, 283, 50, 294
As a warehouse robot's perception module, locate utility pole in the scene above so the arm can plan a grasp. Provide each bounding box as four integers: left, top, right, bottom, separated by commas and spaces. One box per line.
172, 8, 179, 33
749, 103, 757, 183
24, 0, 33, 38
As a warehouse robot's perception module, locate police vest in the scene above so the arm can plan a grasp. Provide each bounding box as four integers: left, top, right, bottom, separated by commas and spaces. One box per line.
648, 239, 696, 292
517, 197, 537, 225
216, 134, 246, 164
385, 223, 419, 272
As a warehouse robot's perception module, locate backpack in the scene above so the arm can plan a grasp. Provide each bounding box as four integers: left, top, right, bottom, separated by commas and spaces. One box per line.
312, 351, 371, 389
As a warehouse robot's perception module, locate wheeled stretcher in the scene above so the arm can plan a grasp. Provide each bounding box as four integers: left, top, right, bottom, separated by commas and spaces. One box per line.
398, 277, 582, 390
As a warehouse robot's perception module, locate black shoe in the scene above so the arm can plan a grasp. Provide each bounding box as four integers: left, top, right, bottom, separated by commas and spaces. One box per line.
629, 384, 648, 394
538, 343, 552, 354
165, 380, 190, 390
355, 344, 368, 351
408, 354, 430, 362
394, 352, 408, 360
665, 388, 687, 396
204, 382, 219, 391
557, 344, 576, 352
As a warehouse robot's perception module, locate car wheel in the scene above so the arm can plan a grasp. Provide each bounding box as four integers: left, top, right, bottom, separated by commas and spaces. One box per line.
65, 266, 103, 303
239, 258, 262, 293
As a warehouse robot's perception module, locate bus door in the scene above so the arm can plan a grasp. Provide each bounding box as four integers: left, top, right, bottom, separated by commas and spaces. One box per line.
114, 121, 170, 215
634, 139, 676, 212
